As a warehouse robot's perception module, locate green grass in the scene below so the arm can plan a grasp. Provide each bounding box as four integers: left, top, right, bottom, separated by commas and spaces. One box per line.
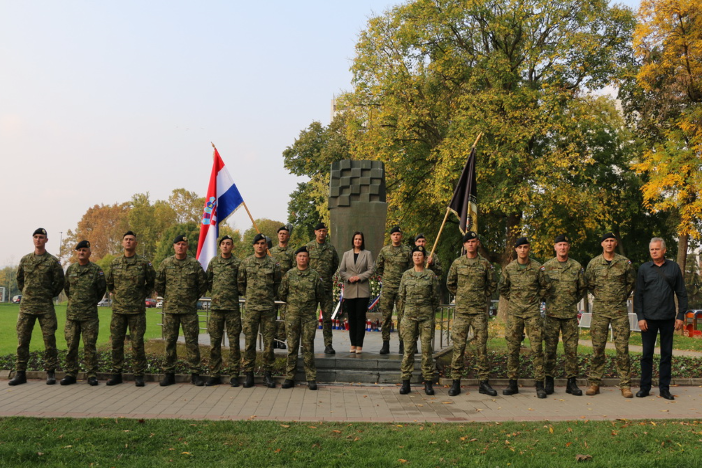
0, 417, 699, 467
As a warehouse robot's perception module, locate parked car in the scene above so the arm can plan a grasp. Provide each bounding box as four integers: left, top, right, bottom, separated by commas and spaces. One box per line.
145, 298, 157, 308
98, 299, 112, 307
156, 300, 163, 308
11, 295, 22, 304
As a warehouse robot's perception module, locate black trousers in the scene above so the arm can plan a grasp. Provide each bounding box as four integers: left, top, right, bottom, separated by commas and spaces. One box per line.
640, 318, 675, 391
345, 298, 369, 347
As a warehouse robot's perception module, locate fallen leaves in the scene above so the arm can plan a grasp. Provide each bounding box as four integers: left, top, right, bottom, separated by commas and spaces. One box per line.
575, 454, 592, 462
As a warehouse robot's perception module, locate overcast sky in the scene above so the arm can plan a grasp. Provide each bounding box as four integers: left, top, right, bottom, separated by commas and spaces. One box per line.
0, 0, 639, 267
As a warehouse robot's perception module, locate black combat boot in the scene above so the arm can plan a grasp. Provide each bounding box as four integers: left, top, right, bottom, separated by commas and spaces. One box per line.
566, 377, 582, 396
264, 371, 276, 388
277, 342, 286, 350
134, 376, 145, 387
106, 374, 123, 386
535, 381, 547, 399
87, 377, 98, 386
205, 376, 221, 386
307, 381, 318, 391
60, 375, 76, 386
448, 379, 461, 397
399, 380, 411, 395
191, 374, 204, 386
230, 376, 240, 387
379, 341, 390, 355
503, 379, 519, 395
8, 371, 26, 386
424, 381, 435, 396
479, 380, 498, 396
282, 379, 294, 389
46, 371, 56, 385
545, 376, 555, 395
399, 341, 404, 355
243, 372, 254, 388
324, 345, 336, 354
160, 373, 175, 386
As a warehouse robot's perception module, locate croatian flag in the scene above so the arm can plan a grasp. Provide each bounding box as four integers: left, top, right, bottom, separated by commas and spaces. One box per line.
196, 147, 244, 270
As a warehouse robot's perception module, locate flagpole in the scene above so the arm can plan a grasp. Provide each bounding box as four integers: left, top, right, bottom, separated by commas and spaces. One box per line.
428, 132, 483, 262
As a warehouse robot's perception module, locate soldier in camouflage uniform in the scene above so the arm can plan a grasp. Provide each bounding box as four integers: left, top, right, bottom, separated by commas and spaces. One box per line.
205, 235, 242, 387
155, 235, 208, 387
397, 246, 440, 395
499, 237, 550, 398
61, 241, 106, 386
9, 228, 65, 386
270, 225, 294, 348
106, 231, 156, 387
414, 233, 442, 278
279, 246, 326, 390
305, 222, 339, 354
585, 232, 636, 398
375, 226, 412, 355
542, 234, 587, 396
445, 231, 497, 397
238, 233, 282, 388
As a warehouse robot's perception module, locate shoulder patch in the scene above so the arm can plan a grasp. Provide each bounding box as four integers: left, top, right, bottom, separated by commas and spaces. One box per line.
627, 260, 632, 264
99, 271, 104, 275
540, 266, 545, 271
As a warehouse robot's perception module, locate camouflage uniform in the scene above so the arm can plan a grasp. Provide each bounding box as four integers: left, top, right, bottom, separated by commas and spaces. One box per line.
446, 254, 497, 379
305, 240, 339, 347
499, 259, 550, 380
426, 253, 442, 279
206, 254, 242, 377
542, 257, 587, 379
398, 269, 440, 381
585, 254, 636, 388
270, 245, 295, 342
278, 267, 325, 380
238, 255, 282, 372
155, 256, 208, 373
106, 254, 156, 376
375, 244, 412, 341
64, 261, 106, 378
15, 251, 65, 372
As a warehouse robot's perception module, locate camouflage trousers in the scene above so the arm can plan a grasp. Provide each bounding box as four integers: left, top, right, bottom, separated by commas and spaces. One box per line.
110, 313, 147, 375
284, 313, 317, 381
64, 316, 99, 378
544, 316, 580, 379
506, 314, 544, 380
588, 313, 631, 388
208, 309, 242, 377
319, 284, 334, 347
400, 318, 434, 381
380, 287, 401, 342
163, 313, 201, 374
242, 308, 276, 372
450, 312, 489, 380
276, 304, 287, 342
16, 311, 58, 372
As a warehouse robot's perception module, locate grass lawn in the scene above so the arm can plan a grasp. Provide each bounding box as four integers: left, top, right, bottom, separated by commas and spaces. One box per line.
0, 417, 699, 467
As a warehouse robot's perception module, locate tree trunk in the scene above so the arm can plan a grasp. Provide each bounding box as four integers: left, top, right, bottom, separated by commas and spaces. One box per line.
677, 233, 689, 274
497, 212, 521, 324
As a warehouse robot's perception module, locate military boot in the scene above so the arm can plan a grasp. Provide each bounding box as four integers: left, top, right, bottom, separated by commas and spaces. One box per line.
566, 377, 582, 396
379, 341, 390, 355
60, 375, 76, 386
585, 384, 599, 396
324, 345, 336, 355
479, 380, 498, 396
87, 377, 99, 386
243, 372, 254, 388
502, 379, 519, 395
230, 376, 240, 387
160, 373, 175, 386
205, 376, 221, 386
282, 379, 294, 389
545, 376, 555, 395
277, 342, 286, 350
448, 379, 461, 397
264, 371, 276, 388
106, 374, 123, 386
46, 371, 56, 385
191, 374, 204, 386
8, 371, 26, 386
134, 376, 145, 387
399, 380, 411, 395
307, 381, 318, 391
399, 341, 404, 355
535, 381, 547, 399
424, 381, 435, 396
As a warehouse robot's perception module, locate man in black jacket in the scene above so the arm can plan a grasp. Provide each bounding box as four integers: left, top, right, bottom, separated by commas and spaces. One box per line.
634, 237, 687, 400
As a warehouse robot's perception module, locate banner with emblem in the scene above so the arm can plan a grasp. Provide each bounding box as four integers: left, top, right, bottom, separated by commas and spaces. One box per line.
448, 144, 478, 234
196, 146, 244, 271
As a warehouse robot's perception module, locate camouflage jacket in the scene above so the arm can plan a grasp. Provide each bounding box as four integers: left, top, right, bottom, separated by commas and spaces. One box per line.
586, 253, 635, 316
375, 244, 412, 290
499, 259, 550, 317
543, 257, 587, 319
446, 254, 496, 313
270, 245, 295, 274
398, 268, 440, 322
64, 261, 106, 320
278, 267, 325, 317
17, 251, 65, 315
305, 240, 339, 285
206, 255, 241, 311
106, 254, 156, 314
155, 256, 208, 314
238, 255, 281, 311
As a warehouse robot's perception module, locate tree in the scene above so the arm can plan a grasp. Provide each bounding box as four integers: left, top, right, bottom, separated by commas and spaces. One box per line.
61, 202, 130, 264
127, 193, 177, 260
168, 188, 206, 225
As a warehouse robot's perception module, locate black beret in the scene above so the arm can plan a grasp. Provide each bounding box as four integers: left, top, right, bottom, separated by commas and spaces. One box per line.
411, 245, 426, 255
219, 235, 233, 245
33, 228, 47, 236
123, 231, 136, 239
294, 246, 308, 255
277, 225, 290, 233
601, 232, 616, 242
462, 231, 478, 243
390, 226, 402, 234
314, 222, 327, 230
514, 237, 529, 248
554, 234, 570, 244
253, 233, 266, 244
173, 234, 188, 244
75, 240, 90, 250
414, 233, 426, 241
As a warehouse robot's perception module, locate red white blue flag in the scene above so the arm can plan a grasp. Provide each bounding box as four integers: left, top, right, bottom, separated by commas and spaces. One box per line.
196, 147, 244, 270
